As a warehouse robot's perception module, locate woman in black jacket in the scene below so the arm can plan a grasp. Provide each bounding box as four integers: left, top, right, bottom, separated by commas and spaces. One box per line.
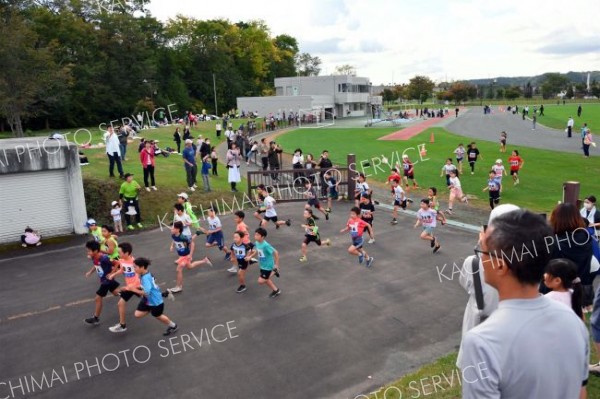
173, 127, 182, 153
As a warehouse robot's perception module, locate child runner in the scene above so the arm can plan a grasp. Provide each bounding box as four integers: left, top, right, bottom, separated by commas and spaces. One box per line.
543, 258, 584, 320
440, 158, 458, 187
230, 231, 255, 293
385, 168, 402, 186
128, 257, 179, 336
447, 170, 468, 215
453, 143, 466, 174
428, 187, 447, 225
499, 131, 507, 153
227, 211, 251, 273
299, 209, 331, 262
354, 173, 371, 206
359, 195, 376, 243
254, 184, 291, 229
339, 207, 374, 268
482, 170, 502, 210
198, 207, 231, 260
169, 221, 212, 293
247, 228, 281, 298
400, 154, 419, 191
176, 192, 201, 235
100, 225, 119, 261
391, 180, 408, 225
414, 199, 441, 253
110, 201, 123, 233
84, 240, 120, 325
492, 159, 507, 183
323, 171, 339, 212
86, 219, 103, 243
508, 150, 524, 185
173, 203, 193, 238
303, 180, 330, 220
466, 142, 482, 175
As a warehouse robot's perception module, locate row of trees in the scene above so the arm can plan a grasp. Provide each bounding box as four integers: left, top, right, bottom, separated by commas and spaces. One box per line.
0, 0, 322, 137
380, 73, 600, 104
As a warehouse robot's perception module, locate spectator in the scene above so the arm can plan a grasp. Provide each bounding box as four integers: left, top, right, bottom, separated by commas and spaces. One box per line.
104, 127, 124, 179
456, 204, 519, 366
292, 148, 304, 180
117, 126, 129, 161
119, 173, 143, 230
21, 227, 41, 247
318, 150, 333, 196
226, 142, 241, 192
200, 137, 211, 160
259, 138, 269, 172
225, 126, 234, 149
567, 117, 574, 138
215, 121, 222, 138
578, 104, 582, 117
79, 151, 89, 166
583, 128, 594, 158
459, 209, 588, 399
581, 123, 589, 147
182, 139, 197, 192
173, 127, 182, 153
140, 140, 157, 192
182, 126, 191, 142
548, 203, 594, 311
246, 141, 258, 165
268, 141, 282, 181
581, 195, 600, 234
201, 154, 211, 192
210, 146, 219, 176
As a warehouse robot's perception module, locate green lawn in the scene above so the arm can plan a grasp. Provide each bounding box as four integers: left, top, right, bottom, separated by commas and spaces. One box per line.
534, 103, 600, 132
276, 127, 600, 214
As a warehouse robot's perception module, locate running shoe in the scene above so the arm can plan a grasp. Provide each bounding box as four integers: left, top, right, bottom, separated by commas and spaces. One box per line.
224, 252, 231, 261
325, 208, 332, 213
163, 324, 179, 336
433, 243, 441, 253
358, 254, 364, 264
169, 286, 183, 293
193, 184, 198, 188
250, 258, 258, 264
137, 223, 143, 228
325, 211, 329, 221
431, 238, 436, 248
446, 209, 453, 215
286, 219, 292, 226
299, 256, 308, 262
227, 266, 238, 273
189, 186, 196, 192
205, 257, 213, 267
84, 316, 100, 325
151, 186, 157, 191
366, 257, 374, 268
373, 200, 380, 205
323, 239, 331, 246
21, 243, 27, 247
145, 187, 151, 192
368, 238, 375, 244
407, 198, 414, 203
127, 225, 135, 230
391, 219, 398, 225
236, 285, 247, 293
273, 268, 280, 278
109, 323, 127, 333
269, 289, 281, 298
166, 290, 176, 301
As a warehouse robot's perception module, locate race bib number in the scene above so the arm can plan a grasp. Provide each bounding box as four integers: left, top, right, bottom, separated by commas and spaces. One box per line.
95, 265, 104, 278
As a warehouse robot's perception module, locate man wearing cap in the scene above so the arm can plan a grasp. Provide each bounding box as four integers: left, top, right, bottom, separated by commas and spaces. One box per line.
105, 126, 124, 179
182, 139, 198, 192
459, 209, 588, 399
119, 173, 143, 230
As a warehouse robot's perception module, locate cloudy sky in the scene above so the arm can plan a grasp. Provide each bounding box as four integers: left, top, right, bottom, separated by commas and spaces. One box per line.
146, 0, 600, 85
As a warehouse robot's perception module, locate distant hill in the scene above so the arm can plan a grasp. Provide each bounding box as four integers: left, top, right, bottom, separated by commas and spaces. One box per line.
467, 71, 600, 86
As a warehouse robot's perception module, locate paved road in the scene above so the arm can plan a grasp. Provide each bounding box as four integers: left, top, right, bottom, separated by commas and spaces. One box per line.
445, 107, 597, 156
0, 202, 475, 399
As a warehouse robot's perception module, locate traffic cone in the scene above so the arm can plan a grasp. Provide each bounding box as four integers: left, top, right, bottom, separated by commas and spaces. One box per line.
420, 145, 427, 157
430, 131, 435, 143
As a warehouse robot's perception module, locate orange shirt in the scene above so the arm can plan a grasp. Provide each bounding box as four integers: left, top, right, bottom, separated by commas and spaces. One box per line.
236, 221, 250, 244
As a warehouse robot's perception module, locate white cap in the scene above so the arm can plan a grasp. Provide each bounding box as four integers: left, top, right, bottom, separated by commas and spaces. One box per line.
402, 154, 409, 159
488, 204, 520, 224
495, 159, 502, 163
85, 218, 97, 227
177, 192, 189, 200
185, 139, 193, 144
111, 201, 118, 207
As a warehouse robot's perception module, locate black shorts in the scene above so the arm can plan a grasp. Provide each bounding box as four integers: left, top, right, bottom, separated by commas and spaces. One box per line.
303, 235, 322, 246
137, 300, 164, 317
256, 209, 266, 214
264, 216, 278, 223
361, 217, 373, 226
394, 199, 407, 209
403, 172, 414, 179
120, 290, 140, 301
259, 269, 272, 280
510, 169, 518, 175
96, 280, 119, 297
236, 258, 250, 270
489, 191, 500, 200
307, 199, 320, 208
500, 139, 506, 145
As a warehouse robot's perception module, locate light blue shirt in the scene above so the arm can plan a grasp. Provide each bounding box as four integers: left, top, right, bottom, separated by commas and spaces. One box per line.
255, 240, 275, 270
141, 272, 163, 306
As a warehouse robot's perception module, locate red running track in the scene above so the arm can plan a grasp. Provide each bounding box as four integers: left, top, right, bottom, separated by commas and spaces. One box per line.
379, 110, 461, 141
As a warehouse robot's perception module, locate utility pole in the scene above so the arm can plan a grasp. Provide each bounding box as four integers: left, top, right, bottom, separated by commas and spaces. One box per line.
213, 73, 218, 116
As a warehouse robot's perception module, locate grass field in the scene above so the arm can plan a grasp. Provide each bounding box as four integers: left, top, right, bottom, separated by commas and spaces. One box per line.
276, 127, 600, 214
533, 103, 600, 132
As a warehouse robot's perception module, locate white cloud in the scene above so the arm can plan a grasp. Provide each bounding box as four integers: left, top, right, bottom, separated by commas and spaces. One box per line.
146, 0, 600, 84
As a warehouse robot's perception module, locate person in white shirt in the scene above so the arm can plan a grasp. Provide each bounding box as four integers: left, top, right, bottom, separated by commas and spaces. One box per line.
567, 116, 575, 138
459, 209, 589, 399
110, 200, 123, 233
292, 148, 304, 180
105, 127, 124, 178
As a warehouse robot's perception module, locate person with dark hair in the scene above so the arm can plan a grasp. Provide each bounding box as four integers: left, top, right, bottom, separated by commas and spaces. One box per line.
246, 227, 281, 298
459, 209, 588, 399
259, 138, 269, 172
482, 170, 502, 210
226, 142, 241, 192
21, 227, 41, 247
544, 258, 584, 320
254, 184, 291, 229
168, 221, 212, 294
359, 195, 376, 243
140, 140, 157, 191
415, 198, 440, 253
318, 150, 333, 196
299, 209, 331, 263
119, 173, 143, 230
548, 203, 594, 311
340, 207, 374, 268
83, 240, 120, 326
466, 142, 482, 175
173, 127, 182, 153
581, 195, 600, 233
508, 150, 524, 185
268, 141, 282, 181
100, 224, 119, 260
229, 231, 255, 293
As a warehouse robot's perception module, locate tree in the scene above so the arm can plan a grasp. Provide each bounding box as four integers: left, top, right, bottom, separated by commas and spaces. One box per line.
270, 34, 298, 78
504, 86, 522, 100
565, 86, 574, 99
540, 73, 570, 99
334, 64, 356, 76
524, 81, 533, 99
0, 11, 71, 137
406, 75, 435, 103
495, 87, 505, 99
448, 81, 476, 104
295, 53, 321, 76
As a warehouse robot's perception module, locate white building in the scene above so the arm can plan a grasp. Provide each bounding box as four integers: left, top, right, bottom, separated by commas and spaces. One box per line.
237, 75, 374, 118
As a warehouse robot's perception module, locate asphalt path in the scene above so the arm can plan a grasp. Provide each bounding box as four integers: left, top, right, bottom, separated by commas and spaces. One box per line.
0, 201, 475, 399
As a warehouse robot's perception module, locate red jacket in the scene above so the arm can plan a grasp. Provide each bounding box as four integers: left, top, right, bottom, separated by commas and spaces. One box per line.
140, 147, 155, 168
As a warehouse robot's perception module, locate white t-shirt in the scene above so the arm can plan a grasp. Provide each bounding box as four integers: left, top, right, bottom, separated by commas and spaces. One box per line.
356, 182, 370, 195
417, 208, 437, 227
492, 164, 505, 178
442, 164, 457, 174
111, 207, 122, 222
263, 196, 277, 217
459, 296, 588, 399
393, 186, 405, 201
449, 176, 461, 189
545, 290, 573, 309
174, 213, 192, 237
207, 215, 222, 231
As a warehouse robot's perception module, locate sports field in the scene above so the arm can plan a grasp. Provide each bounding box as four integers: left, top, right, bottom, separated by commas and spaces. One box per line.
533, 103, 600, 131
276, 127, 600, 214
